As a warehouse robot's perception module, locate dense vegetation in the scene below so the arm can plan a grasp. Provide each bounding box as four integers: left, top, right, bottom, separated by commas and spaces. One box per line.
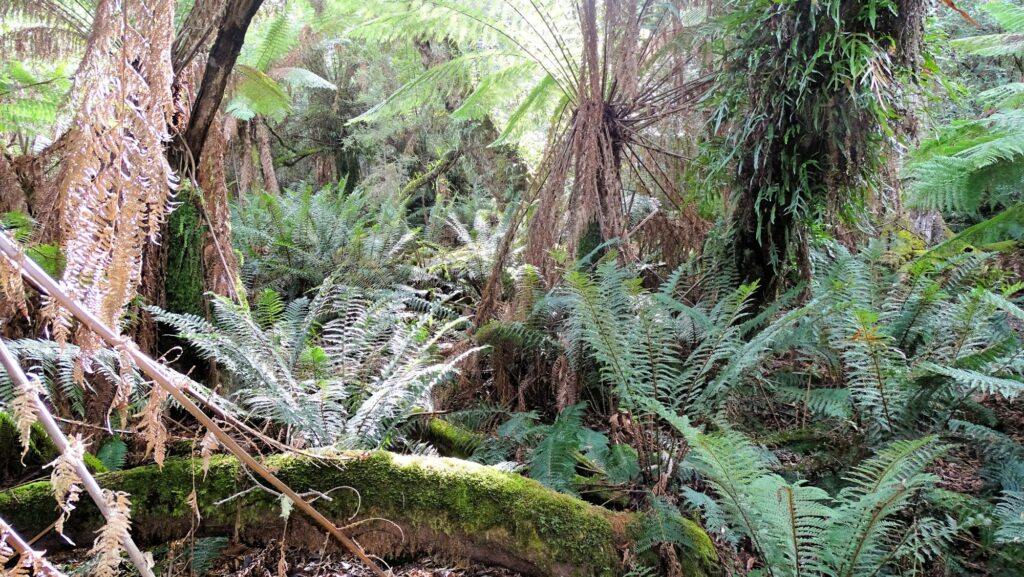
0, 1, 1023, 576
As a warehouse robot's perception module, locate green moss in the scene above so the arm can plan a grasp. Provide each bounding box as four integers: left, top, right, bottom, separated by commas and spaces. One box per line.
423, 418, 483, 458
165, 186, 206, 316
0, 452, 718, 577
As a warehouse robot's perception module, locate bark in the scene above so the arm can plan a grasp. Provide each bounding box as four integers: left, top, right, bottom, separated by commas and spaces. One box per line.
237, 120, 256, 195
255, 118, 280, 194
198, 113, 242, 298
0, 452, 718, 577
182, 0, 264, 164
0, 154, 27, 214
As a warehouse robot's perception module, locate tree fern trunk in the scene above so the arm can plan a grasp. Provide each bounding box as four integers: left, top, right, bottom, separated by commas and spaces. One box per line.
198, 113, 242, 299
237, 120, 256, 196
256, 118, 280, 195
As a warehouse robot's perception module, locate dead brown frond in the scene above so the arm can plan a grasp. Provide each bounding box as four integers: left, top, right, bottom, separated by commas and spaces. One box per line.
200, 430, 220, 477
88, 490, 134, 577
46, 0, 178, 365
0, 517, 67, 577
11, 372, 43, 462
0, 1, 91, 59
46, 433, 85, 537
138, 384, 170, 468
0, 239, 28, 322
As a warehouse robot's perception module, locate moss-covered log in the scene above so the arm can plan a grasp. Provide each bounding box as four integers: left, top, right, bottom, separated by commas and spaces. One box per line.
0, 452, 716, 577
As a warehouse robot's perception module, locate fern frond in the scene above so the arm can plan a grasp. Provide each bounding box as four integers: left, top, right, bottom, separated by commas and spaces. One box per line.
995, 490, 1024, 543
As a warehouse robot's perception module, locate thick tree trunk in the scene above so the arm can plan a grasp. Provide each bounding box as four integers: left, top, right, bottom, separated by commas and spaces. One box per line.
0, 154, 26, 214
0, 452, 718, 577
182, 0, 264, 164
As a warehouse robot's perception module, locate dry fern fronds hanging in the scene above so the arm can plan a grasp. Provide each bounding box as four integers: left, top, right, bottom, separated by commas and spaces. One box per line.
46, 433, 85, 537
41, 0, 178, 356
0, 242, 28, 322
11, 372, 43, 462
89, 490, 134, 577
0, 0, 92, 60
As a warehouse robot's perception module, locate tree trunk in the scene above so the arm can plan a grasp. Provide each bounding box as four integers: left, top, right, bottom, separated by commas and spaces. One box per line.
237, 120, 256, 196
255, 118, 280, 194
182, 0, 264, 164
198, 113, 242, 298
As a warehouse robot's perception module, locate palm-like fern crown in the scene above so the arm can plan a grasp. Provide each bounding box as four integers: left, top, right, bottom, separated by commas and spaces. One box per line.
150, 278, 473, 449
336, 0, 710, 270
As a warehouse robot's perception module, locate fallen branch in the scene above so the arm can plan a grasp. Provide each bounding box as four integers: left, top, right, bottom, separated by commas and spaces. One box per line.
0, 338, 155, 577
0, 516, 66, 577
0, 232, 389, 577
0, 452, 719, 577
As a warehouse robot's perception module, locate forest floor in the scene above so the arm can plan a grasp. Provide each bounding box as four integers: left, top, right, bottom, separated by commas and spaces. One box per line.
48, 541, 526, 577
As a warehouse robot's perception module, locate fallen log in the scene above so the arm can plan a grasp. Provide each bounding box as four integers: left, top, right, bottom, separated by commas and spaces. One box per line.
0, 452, 717, 577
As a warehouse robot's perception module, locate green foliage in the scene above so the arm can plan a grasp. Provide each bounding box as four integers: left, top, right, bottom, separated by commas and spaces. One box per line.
166, 188, 206, 316
227, 5, 335, 122
530, 403, 587, 493
995, 490, 1024, 544
150, 279, 475, 449
707, 0, 920, 279
0, 340, 148, 419
559, 257, 810, 417
1, 212, 64, 276
908, 2, 1024, 221
803, 243, 1024, 440
950, 1, 1024, 57
635, 496, 700, 554
676, 413, 951, 577
905, 111, 1024, 215
470, 402, 640, 496
151, 536, 229, 576
0, 60, 72, 143
96, 437, 128, 471
232, 183, 417, 298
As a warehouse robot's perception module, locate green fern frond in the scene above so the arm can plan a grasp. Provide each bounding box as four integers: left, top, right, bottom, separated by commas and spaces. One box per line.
228, 64, 292, 121
529, 403, 587, 494
995, 490, 1024, 543
351, 50, 526, 124
919, 362, 1024, 399
951, 1, 1024, 57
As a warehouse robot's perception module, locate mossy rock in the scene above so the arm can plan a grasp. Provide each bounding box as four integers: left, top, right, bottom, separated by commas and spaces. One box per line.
0, 452, 717, 577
